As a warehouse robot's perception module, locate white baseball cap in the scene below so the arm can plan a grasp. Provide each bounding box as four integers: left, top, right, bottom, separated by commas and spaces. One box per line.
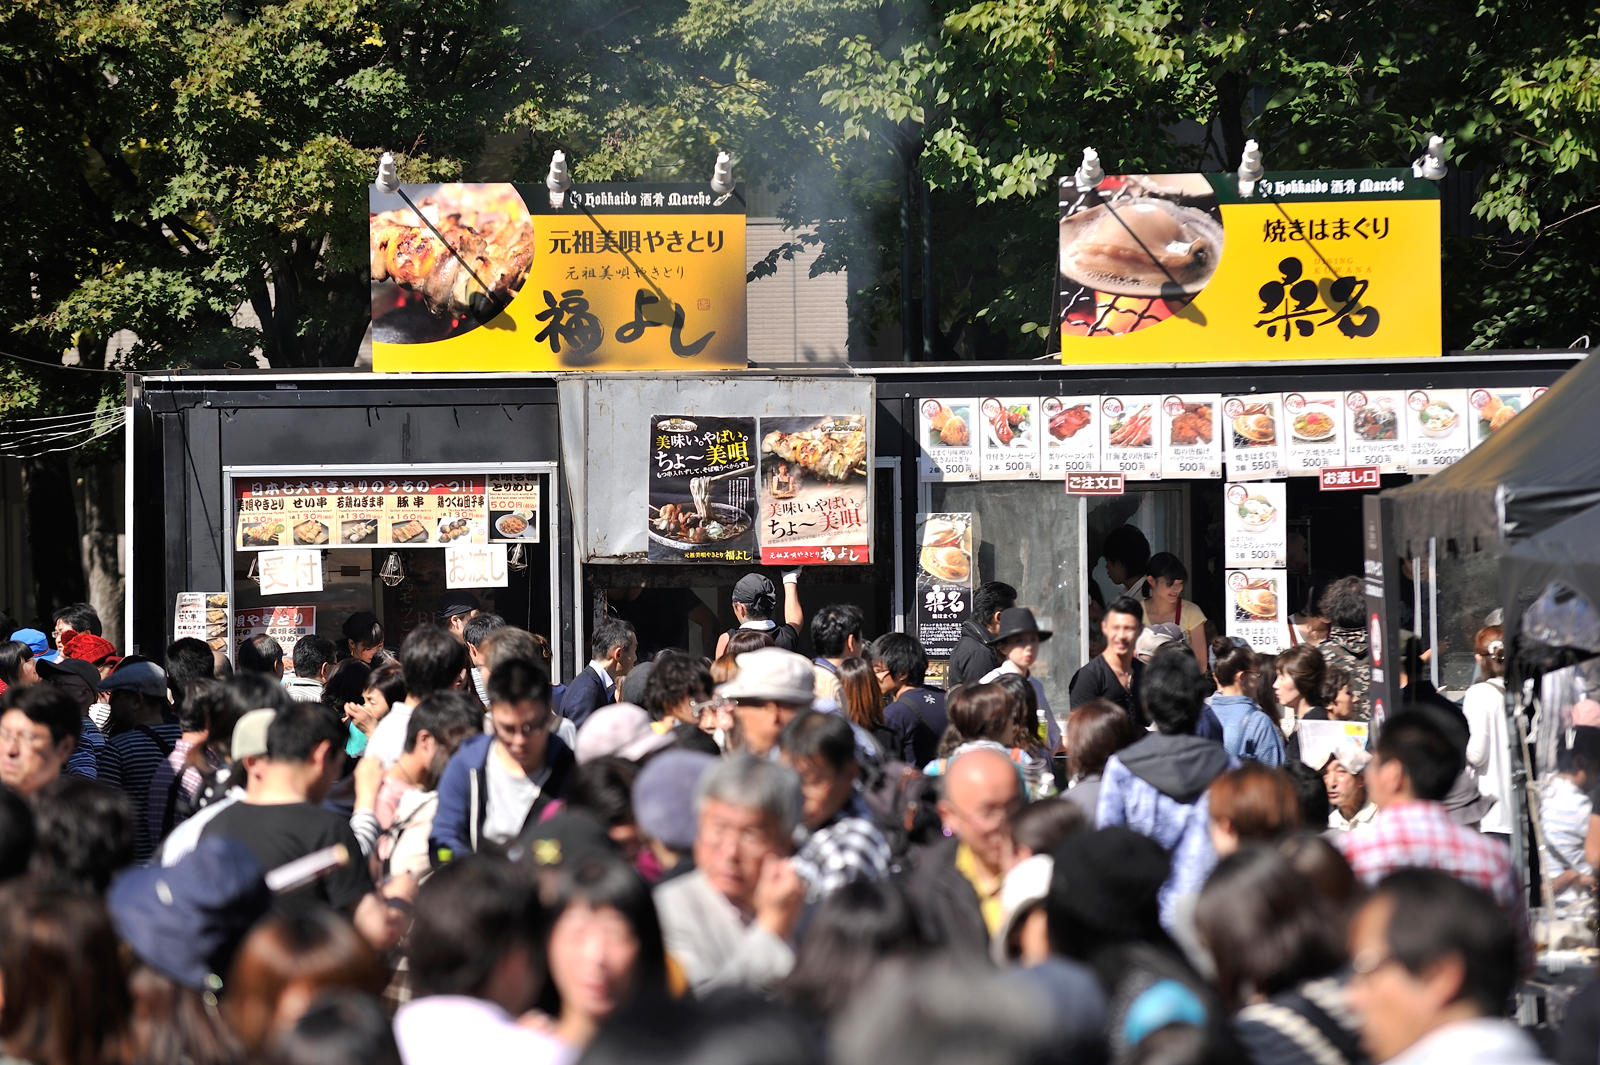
714, 647, 815, 705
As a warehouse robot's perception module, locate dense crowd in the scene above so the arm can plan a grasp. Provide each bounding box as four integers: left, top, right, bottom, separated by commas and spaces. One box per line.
0, 566, 1590, 1065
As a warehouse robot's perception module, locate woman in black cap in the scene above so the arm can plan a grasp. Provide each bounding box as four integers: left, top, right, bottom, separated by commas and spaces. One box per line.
714, 571, 805, 657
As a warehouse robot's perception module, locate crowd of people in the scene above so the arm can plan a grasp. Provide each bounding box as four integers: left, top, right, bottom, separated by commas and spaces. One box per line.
0, 570, 1591, 1065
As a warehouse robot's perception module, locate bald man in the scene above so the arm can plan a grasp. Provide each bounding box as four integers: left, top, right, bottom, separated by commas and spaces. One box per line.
904, 745, 1023, 961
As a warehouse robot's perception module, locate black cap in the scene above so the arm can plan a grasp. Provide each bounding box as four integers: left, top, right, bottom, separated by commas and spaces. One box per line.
508, 810, 617, 869
1049, 827, 1168, 941
987, 607, 1053, 645
35, 656, 102, 691
435, 591, 481, 620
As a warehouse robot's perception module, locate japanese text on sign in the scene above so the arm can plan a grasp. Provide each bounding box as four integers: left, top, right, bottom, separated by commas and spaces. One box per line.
1319, 466, 1382, 491
445, 544, 509, 589
258, 551, 323, 595
1066, 472, 1126, 495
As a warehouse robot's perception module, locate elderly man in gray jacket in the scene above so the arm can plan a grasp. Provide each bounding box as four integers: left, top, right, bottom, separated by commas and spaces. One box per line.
653, 753, 807, 994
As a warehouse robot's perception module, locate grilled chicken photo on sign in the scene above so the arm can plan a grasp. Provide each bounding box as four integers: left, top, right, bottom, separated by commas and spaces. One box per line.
370, 186, 534, 320
762, 422, 868, 482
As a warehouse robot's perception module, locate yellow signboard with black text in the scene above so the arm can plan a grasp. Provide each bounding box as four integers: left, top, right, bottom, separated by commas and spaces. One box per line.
1057, 170, 1440, 363
371, 182, 746, 372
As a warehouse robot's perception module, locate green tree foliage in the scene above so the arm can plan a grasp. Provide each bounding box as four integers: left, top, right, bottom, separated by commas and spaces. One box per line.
2, 0, 1598, 383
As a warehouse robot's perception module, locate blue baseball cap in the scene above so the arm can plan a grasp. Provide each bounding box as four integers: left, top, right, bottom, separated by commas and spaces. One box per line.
107, 836, 270, 991
8, 629, 49, 659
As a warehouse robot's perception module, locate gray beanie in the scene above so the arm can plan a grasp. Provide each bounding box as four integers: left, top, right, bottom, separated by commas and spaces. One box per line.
632, 749, 717, 852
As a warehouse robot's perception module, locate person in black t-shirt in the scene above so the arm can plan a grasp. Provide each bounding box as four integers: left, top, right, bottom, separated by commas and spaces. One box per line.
869, 632, 947, 768
1069, 596, 1145, 723
716, 572, 805, 656
201, 702, 402, 951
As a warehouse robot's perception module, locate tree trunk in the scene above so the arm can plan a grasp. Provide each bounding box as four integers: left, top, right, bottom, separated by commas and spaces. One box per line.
76, 456, 123, 651
19, 453, 86, 626
1216, 71, 1248, 172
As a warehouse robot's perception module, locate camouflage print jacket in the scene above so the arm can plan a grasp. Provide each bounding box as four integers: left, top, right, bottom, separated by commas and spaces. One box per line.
1320, 625, 1372, 721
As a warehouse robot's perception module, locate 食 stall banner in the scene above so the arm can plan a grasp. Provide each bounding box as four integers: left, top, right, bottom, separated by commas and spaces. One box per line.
756, 416, 870, 564
646, 413, 870, 565
915, 513, 975, 676
173, 592, 228, 651
1057, 170, 1440, 363
370, 182, 746, 372
234, 475, 539, 549
648, 416, 759, 563
234, 606, 316, 669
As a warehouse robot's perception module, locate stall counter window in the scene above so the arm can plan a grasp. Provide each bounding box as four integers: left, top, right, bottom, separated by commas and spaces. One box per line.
225, 465, 559, 673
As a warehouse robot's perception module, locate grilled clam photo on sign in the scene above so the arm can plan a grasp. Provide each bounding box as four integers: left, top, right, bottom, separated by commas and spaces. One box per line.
1059, 173, 1225, 337
371, 183, 534, 344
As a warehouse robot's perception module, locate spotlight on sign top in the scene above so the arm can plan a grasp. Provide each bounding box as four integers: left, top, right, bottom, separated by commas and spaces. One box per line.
546, 150, 572, 208
1412, 135, 1448, 180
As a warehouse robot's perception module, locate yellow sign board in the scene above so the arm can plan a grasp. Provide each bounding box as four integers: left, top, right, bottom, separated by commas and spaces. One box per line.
1057, 171, 1440, 363
371, 183, 746, 372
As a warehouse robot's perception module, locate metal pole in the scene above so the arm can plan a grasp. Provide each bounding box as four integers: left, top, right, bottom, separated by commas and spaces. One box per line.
921, 165, 936, 360
900, 151, 915, 363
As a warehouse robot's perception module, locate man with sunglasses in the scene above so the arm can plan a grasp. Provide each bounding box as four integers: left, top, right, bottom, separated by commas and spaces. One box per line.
430, 657, 574, 863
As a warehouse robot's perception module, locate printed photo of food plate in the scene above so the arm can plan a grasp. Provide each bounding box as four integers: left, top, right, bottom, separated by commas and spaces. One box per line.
494, 511, 537, 539
390, 520, 429, 544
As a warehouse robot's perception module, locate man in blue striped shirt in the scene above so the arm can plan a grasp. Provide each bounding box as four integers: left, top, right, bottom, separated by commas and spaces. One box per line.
97, 661, 182, 862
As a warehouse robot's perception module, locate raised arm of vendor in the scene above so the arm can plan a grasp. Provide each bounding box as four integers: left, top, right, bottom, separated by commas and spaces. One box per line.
782, 569, 804, 630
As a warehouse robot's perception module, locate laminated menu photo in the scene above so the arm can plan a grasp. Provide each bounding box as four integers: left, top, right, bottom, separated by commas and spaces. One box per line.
1041, 396, 1099, 479
978, 397, 1043, 481
1222, 395, 1287, 480
1099, 395, 1160, 480
918, 398, 978, 482
1223, 482, 1288, 568
1159, 394, 1221, 479
1282, 391, 1345, 475
1342, 390, 1408, 472
1469, 387, 1531, 445
1225, 569, 1291, 653
1405, 388, 1472, 472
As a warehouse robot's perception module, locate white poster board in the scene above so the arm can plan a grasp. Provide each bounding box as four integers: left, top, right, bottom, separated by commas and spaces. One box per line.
1222, 396, 1288, 480
1041, 396, 1099, 479
1224, 482, 1288, 569
1159, 395, 1222, 479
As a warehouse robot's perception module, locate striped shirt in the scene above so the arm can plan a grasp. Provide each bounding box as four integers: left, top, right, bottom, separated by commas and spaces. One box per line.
97, 721, 182, 862
65, 716, 104, 781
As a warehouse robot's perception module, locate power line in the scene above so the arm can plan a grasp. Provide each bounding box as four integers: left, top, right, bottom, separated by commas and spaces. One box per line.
0, 347, 127, 375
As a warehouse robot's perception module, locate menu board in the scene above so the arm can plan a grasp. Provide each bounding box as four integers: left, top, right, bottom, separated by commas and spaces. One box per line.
917, 398, 978, 482
978, 397, 1042, 481
914, 513, 974, 671
233, 606, 316, 669
757, 415, 871, 565
173, 592, 229, 651
1040, 396, 1099, 479
1222, 395, 1288, 480
1224, 570, 1291, 652
1406, 388, 1473, 472
647, 415, 758, 563
1282, 391, 1345, 474
1342, 390, 1408, 472
1296, 720, 1371, 770
1224, 482, 1288, 568
1159, 395, 1221, 479
1099, 395, 1160, 480
1469, 387, 1530, 444
234, 476, 492, 550
488, 474, 542, 543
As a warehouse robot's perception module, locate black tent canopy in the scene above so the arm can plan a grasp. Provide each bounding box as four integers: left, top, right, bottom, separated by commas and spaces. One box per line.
1386, 353, 1599, 555
1502, 500, 1600, 670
